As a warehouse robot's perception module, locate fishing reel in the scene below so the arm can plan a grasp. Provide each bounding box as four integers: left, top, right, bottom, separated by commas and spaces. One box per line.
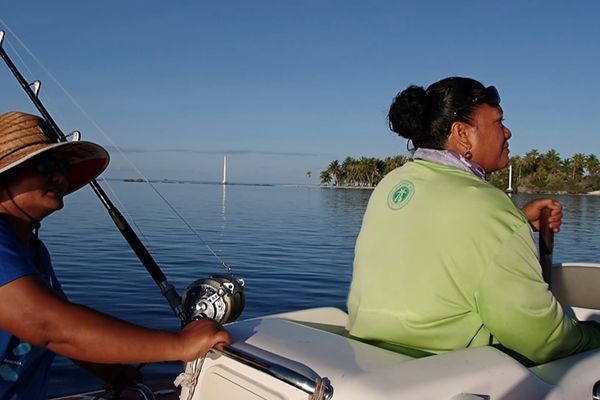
182, 274, 245, 325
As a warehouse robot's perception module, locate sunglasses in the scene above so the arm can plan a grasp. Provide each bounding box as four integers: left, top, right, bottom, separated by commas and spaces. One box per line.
469, 86, 501, 106
454, 86, 501, 116
34, 154, 70, 177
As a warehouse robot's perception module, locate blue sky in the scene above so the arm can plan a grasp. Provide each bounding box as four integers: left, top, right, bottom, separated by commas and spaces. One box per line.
1, 1, 599, 184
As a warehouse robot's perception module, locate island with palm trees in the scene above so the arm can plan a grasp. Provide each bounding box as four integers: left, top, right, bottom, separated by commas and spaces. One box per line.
320, 150, 600, 194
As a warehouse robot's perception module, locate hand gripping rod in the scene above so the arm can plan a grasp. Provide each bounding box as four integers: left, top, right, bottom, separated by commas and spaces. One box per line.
0, 31, 186, 324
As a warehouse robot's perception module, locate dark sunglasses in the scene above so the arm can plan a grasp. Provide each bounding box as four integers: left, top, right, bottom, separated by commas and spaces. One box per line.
454, 86, 501, 116
469, 86, 501, 106
34, 154, 70, 177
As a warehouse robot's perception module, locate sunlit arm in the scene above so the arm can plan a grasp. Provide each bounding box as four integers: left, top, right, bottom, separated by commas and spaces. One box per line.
0, 275, 230, 363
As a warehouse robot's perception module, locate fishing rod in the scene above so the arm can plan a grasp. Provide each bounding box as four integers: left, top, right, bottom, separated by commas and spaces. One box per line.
539, 207, 554, 289
0, 30, 244, 326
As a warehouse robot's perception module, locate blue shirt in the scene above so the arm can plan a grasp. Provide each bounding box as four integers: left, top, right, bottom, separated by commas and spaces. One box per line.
0, 217, 61, 399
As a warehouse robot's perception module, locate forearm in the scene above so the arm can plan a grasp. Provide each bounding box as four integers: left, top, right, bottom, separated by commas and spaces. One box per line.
38, 302, 182, 363
478, 225, 600, 363
0, 275, 229, 363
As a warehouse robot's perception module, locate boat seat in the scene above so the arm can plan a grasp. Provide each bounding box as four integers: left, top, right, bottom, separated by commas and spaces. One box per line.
207, 309, 552, 398
185, 306, 600, 399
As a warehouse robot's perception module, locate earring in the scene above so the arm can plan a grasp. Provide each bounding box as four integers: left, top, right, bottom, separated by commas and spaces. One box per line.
464, 144, 473, 160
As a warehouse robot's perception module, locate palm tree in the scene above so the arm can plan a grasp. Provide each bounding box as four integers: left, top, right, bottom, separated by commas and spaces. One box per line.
341, 157, 357, 186
383, 155, 408, 175
327, 160, 342, 186
522, 149, 540, 175
569, 153, 586, 181
356, 157, 384, 187
539, 149, 561, 172
586, 154, 600, 177
320, 170, 331, 185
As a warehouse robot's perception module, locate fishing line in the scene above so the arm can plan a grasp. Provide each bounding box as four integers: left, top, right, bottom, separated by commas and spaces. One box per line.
0, 19, 70, 123
0, 20, 233, 275
5, 38, 33, 78
96, 176, 161, 261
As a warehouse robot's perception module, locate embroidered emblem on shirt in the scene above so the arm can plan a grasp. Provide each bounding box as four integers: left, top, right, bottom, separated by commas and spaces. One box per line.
388, 180, 414, 210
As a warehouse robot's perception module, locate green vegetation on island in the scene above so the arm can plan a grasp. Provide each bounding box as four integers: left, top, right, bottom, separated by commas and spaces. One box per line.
320, 150, 600, 194
123, 178, 147, 183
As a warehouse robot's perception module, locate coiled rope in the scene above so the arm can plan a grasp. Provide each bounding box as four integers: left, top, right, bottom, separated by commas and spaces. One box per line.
174, 357, 329, 400
173, 356, 205, 400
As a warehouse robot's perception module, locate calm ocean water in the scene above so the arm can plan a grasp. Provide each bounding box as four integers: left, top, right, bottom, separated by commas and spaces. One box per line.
42, 181, 600, 395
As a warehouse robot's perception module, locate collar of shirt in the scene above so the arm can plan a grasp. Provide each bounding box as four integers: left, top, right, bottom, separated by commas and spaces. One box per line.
412, 148, 486, 180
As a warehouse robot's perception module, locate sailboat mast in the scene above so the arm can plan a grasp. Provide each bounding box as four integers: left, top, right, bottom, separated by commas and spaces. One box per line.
222, 156, 228, 185
506, 164, 513, 195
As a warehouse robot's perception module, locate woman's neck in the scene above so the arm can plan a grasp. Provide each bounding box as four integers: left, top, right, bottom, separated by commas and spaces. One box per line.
0, 213, 35, 246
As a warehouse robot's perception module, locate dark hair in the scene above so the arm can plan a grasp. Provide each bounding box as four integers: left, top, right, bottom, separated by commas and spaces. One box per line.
387, 77, 486, 149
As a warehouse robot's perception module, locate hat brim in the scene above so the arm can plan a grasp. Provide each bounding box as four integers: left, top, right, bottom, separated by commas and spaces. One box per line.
0, 140, 110, 194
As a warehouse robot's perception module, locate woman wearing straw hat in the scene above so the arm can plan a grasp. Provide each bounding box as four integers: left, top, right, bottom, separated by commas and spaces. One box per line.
0, 111, 230, 398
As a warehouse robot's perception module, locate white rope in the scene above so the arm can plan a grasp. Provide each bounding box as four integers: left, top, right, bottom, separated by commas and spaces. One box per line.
309, 377, 327, 400
174, 357, 205, 400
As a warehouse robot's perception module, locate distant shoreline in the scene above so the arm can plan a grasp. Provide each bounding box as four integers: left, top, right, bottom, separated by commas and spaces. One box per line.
317, 185, 600, 195
516, 189, 600, 196
319, 185, 374, 190
117, 179, 600, 195
281, 184, 374, 190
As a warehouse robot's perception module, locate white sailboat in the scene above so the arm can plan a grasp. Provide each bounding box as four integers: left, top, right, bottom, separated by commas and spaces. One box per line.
222, 156, 228, 185
506, 163, 514, 195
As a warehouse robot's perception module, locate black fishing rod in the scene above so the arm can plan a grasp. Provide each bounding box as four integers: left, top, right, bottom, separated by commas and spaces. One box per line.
0, 30, 186, 324
539, 207, 554, 290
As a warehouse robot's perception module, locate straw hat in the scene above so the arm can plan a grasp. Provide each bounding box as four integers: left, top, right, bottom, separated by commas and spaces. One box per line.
0, 111, 110, 194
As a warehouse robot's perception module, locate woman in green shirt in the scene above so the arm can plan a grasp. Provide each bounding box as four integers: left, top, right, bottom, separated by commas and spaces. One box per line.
347, 77, 598, 364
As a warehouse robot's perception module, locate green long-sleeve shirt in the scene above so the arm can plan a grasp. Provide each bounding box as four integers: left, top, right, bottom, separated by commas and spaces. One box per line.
347, 159, 600, 364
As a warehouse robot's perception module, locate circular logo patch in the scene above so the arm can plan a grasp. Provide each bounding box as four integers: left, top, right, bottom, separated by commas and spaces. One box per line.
387, 180, 414, 210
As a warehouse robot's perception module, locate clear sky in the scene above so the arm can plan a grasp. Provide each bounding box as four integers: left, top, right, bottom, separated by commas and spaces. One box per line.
1, 1, 599, 184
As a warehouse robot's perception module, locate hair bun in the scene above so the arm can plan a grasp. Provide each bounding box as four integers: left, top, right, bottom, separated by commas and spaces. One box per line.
388, 85, 429, 141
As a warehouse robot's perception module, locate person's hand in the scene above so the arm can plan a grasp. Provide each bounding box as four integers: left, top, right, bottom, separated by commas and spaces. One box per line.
178, 318, 231, 361
521, 198, 562, 232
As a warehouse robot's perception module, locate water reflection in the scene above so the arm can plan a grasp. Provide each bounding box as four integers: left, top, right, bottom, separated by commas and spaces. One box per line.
222, 183, 227, 219
317, 186, 371, 225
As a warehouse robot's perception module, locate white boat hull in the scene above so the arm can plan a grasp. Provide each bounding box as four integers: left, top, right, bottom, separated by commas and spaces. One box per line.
177, 262, 600, 399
